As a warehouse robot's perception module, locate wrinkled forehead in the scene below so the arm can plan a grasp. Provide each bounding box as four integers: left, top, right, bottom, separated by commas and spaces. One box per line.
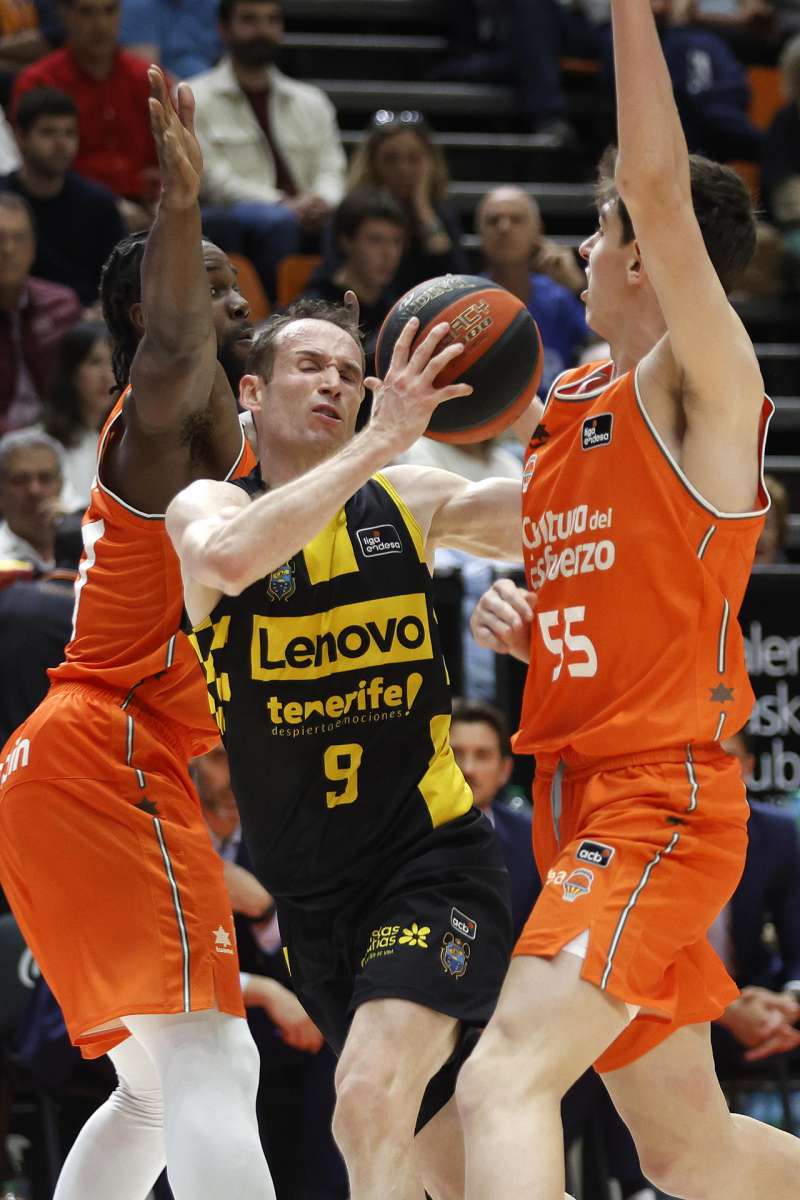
275, 319, 364, 373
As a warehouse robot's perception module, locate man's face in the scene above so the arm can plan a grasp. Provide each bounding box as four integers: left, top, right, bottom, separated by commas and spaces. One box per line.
193, 745, 241, 841
18, 114, 79, 179
0, 446, 62, 545
224, 0, 283, 67
0, 206, 35, 297
478, 189, 542, 270
62, 0, 121, 57
203, 244, 254, 387
342, 218, 404, 292
578, 201, 634, 340
256, 319, 364, 458
449, 720, 512, 812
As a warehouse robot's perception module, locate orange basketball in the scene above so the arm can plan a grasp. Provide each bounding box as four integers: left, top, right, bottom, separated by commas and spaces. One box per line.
375, 274, 543, 444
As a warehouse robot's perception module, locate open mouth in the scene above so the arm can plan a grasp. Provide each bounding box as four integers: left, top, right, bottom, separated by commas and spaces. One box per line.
236, 325, 255, 344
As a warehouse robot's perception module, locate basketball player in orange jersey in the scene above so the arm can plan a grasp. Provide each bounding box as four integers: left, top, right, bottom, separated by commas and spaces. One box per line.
0, 68, 287, 1200
453, 0, 800, 1196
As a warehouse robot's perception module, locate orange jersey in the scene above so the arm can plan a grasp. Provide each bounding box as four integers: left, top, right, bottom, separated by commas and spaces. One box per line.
50, 392, 255, 756
514, 361, 773, 760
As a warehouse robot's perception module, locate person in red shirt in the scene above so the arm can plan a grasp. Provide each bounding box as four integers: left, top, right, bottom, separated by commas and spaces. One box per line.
12, 0, 157, 229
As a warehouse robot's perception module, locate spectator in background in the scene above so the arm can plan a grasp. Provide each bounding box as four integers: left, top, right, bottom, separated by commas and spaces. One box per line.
762, 33, 800, 285
0, 428, 64, 571
345, 109, 468, 292
478, 184, 593, 396
601, 0, 763, 161
711, 730, 800, 1067
450, 699, 537, 939
38, 320, 113, 508
755, 473, 791, 563
12, 0, 158, 231
192, 0, 346, 301
0, 192, 81, 433
1, 88, 125, 305
303, 187, 406, 358
120, 0, 221, 79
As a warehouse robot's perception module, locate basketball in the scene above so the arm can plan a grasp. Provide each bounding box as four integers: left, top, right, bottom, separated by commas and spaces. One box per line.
374, 274, 543, 444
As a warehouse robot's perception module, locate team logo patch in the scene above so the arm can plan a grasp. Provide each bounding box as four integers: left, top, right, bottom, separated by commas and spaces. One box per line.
356, 524, 403, 557
450, 907, 477, 940
267, 561, 295, 601
581, 412, 613, 451
575, 840, 615, 869
441, 932, 470, 978
562, 868, 594, 903
529, 422, 550, 448
522, 454, 537, 492
213, 924, 234, 955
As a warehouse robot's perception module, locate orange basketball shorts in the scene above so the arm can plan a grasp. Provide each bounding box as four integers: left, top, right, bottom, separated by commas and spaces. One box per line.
0, 683, 244, 1058
514, 744, 749, 1073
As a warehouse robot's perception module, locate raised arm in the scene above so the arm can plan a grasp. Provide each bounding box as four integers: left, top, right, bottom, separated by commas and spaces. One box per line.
128, 67, 217, 433
168, 321, 472, 622
612, 0, 763, 432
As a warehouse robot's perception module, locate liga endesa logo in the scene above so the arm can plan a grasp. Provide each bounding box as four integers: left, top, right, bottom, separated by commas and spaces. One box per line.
581, 412, 613, 450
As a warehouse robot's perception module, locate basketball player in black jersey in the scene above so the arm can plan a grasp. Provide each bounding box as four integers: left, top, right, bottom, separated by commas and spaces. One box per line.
166, 298, 539, 1199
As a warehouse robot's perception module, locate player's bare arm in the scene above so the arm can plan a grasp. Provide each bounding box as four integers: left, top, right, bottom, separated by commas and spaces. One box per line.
469, 577, 537, 661
382, 465, 523, 564
612, 0, 764, 513
103, 68, 243, 511
168, 319, 471, 623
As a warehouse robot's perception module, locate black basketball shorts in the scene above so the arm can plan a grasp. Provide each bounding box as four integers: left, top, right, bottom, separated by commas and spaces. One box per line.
275, 808, 513, 1124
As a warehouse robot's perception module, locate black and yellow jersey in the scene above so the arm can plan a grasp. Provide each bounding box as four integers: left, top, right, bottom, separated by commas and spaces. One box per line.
190, 467, 474, 907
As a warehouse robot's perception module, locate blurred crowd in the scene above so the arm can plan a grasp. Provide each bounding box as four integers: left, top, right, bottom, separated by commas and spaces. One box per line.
0, 0, 799, 1196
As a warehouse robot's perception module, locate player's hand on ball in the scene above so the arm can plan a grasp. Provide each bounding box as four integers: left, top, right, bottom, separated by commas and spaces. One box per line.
471, 577, 537, 661
364, 317, 472, 456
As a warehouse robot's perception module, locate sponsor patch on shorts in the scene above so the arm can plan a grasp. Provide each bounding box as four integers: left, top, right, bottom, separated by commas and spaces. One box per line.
581, 412, 613, 450
356, 524, 403, 557
562, 868, 594, 902
450, 907, 477, 940
575, 840, 615, 869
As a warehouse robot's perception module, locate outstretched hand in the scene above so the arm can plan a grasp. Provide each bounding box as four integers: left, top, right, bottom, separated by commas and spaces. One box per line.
365, 317, 472, 458
147, 65, 203, 211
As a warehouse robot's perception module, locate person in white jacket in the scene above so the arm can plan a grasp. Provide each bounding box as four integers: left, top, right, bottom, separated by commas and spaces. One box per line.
189, 0, 346, 300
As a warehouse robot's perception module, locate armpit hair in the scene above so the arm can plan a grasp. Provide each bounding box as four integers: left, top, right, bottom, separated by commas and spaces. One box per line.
179, 404, 217, 465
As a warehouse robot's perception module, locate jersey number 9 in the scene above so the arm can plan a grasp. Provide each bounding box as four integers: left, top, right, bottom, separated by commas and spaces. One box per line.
324, 743, 364, 808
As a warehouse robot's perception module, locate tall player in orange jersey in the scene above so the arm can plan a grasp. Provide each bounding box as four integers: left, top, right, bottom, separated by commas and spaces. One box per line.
0, 70, 282, 1199
454, 0, 800, 1197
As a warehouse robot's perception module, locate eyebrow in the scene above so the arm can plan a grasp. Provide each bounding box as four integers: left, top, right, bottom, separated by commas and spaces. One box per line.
293, 348, 363, 374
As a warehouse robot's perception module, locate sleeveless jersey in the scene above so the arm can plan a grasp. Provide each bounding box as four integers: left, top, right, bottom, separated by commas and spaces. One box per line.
189, 469, 473, 906
514, 360, 773, 760
50, 390, 255, 756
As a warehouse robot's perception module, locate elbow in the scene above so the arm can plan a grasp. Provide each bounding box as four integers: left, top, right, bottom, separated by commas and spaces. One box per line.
203, 531, 251, 597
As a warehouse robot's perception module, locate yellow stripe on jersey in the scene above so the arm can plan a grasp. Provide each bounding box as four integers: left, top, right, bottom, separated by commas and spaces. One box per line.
374, 473, 426, 563
250, 593, 433, 682
418, 714, 473, 828
303, 509, 359, 585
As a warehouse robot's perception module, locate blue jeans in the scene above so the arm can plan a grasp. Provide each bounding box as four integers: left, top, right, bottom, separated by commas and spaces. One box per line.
201, 201, 302, 302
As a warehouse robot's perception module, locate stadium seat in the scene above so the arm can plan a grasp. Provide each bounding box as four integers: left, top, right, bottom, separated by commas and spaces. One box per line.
228, 253, 271, 322
277, 254, 323, 307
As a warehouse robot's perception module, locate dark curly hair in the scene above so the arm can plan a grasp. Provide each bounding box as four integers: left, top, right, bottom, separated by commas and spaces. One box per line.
100, 231, 149, 394
595, 146, 757, 294
246, 297, 364, 383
